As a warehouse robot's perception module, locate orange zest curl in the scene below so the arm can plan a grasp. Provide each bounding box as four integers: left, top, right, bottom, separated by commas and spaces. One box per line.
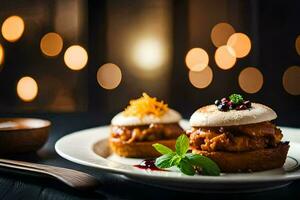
123, 93, 169, 118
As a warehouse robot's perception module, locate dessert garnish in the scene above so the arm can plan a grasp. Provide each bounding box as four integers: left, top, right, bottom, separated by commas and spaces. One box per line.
110, 93, 182, 158
124, 93, 168, 118
214, 93, 251, 112
152, 134, 220, 176
134, 159, 164, 171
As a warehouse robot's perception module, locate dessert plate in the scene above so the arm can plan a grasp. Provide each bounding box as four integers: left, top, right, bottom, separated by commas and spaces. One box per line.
55, 120, 300, 193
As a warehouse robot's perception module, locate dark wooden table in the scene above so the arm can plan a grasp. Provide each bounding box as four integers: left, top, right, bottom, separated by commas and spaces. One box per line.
0, 113, 299, 200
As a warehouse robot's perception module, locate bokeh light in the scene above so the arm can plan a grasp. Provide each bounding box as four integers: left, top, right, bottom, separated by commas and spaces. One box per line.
132, 38, 164, 70
227, 33, 251, 58
1, 15, 25, 42
40, 32, 63, 56
283, 66, 300, 95
0, 44, 4, 66
97, 63, 122, 90
295, 35, 300, 56
211, 23, 235, 47
185, 48, 209, 71
64, 45, 88, 70
215, 45, 236, 70
238, 67, 263, 94
188, 66, 213, 89
17, 76, 38, 102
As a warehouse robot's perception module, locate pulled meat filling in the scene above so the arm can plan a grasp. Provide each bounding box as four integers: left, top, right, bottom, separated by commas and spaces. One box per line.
111, 123, 183, 143
187, 122, 283, 152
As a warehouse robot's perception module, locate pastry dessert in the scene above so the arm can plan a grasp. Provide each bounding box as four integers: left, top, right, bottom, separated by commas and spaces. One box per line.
109, 93, 183, 158
187, 94, 289, 172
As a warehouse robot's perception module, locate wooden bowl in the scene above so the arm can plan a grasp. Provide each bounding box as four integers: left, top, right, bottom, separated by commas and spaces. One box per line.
0, 118, 51, 155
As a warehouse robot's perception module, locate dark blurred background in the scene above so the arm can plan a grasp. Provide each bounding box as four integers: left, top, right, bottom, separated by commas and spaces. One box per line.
0, 0, 299, 127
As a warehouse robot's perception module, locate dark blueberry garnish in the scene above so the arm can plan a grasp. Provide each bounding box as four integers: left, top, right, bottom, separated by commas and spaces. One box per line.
214, 100, 221, 105
221, 98, 228, 103
217, 104, 223, 111
229, 104, 236, 110
243, 100, 251, 108
215, 94, 251, 111
236, 104, 247, 110
218, 103, 229, 111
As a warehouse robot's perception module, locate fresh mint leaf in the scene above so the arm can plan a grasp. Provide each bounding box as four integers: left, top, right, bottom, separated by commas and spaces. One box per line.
229, 94, 244, 104
175, 134, 189, 156
178, 157, 195, 176
152, 134, 221, 176
152, 143, 173, 155
170, 154, 182, 166
186, 153, 220, 176
155, 153, 176, 168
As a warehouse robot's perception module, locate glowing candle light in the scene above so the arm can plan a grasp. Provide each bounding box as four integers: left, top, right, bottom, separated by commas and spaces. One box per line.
283, 66, 300, 95
238, 67, 263, 94
0, 44, 4, 66
295, 35, 300, 56
185, 48, 209, 71
17, 76, 38, 102
64, 45, 88, 70
211, 23, 235, 47
227, 33, 251, 58
189, 66, 213, 89
1, 15, 25, 42
40, 32, 63, 57
97, 63, 122, 90
132, 38, 165, 71
215, 45, 236, 70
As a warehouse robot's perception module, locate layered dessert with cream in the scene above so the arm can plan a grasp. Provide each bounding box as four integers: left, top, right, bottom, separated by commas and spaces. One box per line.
110, 93, 183, 158
187, 94, 289, 172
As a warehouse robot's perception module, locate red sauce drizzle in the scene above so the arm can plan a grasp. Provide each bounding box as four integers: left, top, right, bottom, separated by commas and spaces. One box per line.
134, 159, 164, 171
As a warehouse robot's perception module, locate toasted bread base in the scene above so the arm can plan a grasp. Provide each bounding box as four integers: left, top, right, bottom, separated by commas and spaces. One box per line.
192, 142, 289, 172
109, 138, 176, 158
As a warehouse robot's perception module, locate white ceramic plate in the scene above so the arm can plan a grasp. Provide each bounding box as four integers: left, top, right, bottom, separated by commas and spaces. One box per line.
55, 120, 300, 193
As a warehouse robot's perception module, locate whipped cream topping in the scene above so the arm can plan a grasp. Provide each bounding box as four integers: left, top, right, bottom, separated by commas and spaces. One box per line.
111, 109, 182, 126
